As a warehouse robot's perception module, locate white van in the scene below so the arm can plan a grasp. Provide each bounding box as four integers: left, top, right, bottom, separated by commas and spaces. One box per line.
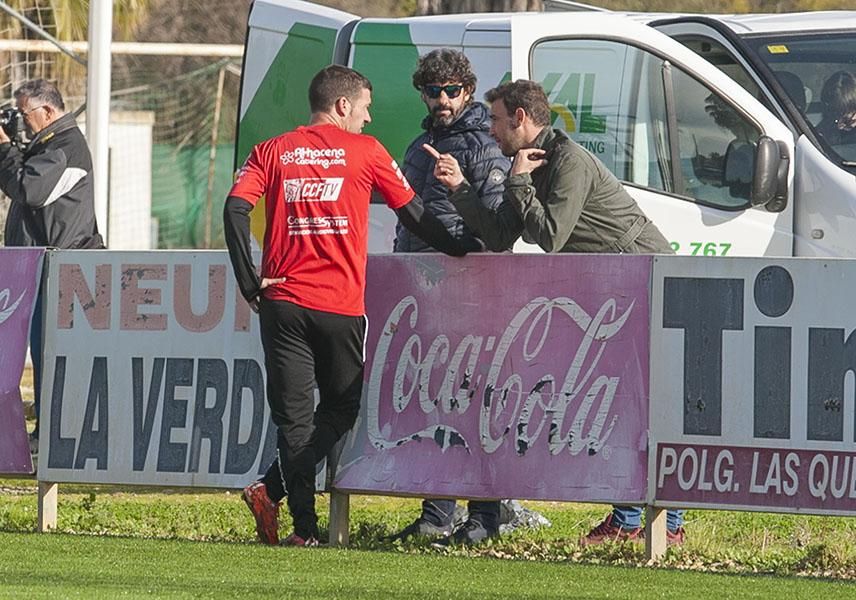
630, 10, 856, 258
237, 0, 855, 257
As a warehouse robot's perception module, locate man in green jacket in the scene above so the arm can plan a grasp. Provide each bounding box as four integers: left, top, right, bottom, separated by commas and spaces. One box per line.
426, 79, 670, 254
425, 78, 685, 545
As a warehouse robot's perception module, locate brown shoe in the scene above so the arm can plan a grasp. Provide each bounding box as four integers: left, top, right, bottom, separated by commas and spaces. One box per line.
581, 514, 641, 546
242, 481, 279, 545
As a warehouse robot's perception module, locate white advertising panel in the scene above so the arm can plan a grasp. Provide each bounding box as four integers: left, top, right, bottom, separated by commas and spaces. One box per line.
651, 256, 856, 515
38, 251, 282, 487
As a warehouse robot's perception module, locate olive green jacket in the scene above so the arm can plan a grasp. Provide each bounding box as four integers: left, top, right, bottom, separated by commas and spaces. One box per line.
449, 127, 672, 254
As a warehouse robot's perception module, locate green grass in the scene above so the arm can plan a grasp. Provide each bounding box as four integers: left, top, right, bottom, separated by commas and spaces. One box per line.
2, 479, 856, 583
10, 368, 856, 594
2, 532, 854, 599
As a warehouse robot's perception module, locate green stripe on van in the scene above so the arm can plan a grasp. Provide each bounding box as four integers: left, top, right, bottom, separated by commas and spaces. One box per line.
236, 22, 338, 166
351, 23, 423, 161
352, 21, 414, 45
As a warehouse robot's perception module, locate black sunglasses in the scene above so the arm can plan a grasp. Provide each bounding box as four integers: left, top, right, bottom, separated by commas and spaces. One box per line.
423, 84, 464, 99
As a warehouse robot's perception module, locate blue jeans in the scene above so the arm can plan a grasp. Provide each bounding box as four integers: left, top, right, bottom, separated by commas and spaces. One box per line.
611, 505, 684, 532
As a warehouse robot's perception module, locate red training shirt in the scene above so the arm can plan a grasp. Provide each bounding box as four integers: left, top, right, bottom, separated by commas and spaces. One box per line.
229, 124, 413, 316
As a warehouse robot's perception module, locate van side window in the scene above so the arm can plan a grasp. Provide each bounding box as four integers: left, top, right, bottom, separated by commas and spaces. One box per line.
747, 33, 856, 167
532, 38, 761, 211
673, 37, 762, 101
671, 68, 762, 208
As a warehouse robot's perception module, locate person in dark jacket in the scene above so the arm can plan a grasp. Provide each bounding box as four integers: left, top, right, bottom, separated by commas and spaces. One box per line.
394, 50, 509, 253
816, 71, 856, 150
0, 79, 103, 250
0, 79, 104, 452
3, 198, 32, 247
389, 49, 510, 546
428, 79, 686, 546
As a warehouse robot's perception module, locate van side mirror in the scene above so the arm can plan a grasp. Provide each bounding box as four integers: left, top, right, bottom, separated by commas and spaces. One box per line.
723, 140, 754, 201
752, 136, 790, 212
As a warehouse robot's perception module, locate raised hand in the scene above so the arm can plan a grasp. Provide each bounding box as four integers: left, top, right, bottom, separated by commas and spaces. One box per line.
422, 143, 464, 191
511, 148, 547, 177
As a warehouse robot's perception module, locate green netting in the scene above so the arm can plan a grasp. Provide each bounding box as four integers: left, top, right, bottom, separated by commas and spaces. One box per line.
151, 143, 234, 249
112, 57, 240, 248
0, 44, 240, 249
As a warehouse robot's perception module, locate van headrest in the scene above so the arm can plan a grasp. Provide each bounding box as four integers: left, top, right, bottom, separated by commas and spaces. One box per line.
773, 71, 807, 112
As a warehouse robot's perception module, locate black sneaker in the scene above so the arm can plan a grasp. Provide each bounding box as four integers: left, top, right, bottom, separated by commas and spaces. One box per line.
432, 519, 497, 547
385, 518, 452, 542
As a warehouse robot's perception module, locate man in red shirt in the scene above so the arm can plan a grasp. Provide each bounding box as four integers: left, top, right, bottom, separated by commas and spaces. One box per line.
224, 65, 467, 546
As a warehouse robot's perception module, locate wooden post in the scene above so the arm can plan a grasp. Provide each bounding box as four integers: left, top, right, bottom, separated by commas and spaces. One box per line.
644, 505, 667, 560
38, 481, 58, 532
328, 490, 350, 547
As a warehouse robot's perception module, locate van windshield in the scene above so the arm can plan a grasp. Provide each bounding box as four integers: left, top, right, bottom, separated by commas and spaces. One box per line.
748, 33, 856, 165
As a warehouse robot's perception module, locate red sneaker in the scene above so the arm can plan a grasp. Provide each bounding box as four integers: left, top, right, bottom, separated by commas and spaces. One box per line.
581, 514, 642, 546
667, 526, 686, 546
281, 532, 320, 547
242, 481, 279, 545
638, 525, 687, 547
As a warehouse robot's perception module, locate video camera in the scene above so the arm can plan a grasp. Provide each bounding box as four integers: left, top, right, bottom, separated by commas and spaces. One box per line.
0, 105, 24, 146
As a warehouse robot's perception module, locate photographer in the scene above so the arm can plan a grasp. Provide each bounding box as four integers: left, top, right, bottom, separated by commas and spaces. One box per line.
0, 79, 103, 453
0, 79, 103, 250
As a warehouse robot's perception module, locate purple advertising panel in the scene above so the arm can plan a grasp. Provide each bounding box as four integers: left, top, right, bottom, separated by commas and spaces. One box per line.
335, 254, 652, 503
657, 443, 856, 513
0, 248, 44, 474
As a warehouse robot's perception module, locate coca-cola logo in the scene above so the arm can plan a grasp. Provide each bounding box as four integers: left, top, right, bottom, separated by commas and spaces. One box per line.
365, 295, 635, 458
0, 287, 26, 326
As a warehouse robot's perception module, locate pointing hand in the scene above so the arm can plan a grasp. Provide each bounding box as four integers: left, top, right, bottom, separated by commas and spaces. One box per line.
423, 143, 464, 191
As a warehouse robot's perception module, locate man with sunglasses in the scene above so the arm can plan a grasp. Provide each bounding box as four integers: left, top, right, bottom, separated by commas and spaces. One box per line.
390, 49, 511, 546
393, 49, 510, 255
0, 79, 104, 457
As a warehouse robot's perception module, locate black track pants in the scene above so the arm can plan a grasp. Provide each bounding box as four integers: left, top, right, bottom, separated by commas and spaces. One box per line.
258, 298, 366, 539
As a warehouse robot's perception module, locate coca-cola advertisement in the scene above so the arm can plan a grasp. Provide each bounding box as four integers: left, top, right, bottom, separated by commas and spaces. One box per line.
335, 254, 652, 503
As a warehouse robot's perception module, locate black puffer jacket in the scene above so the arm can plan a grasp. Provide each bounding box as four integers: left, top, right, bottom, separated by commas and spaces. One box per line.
394, 102, 509, 253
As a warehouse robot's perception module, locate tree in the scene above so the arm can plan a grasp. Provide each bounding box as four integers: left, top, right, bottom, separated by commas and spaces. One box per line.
0, 0, 151, 96
546, 0, 854, 10
0, 0, 152, 246
0, 0, 149, 41
416, 0, 540, 12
